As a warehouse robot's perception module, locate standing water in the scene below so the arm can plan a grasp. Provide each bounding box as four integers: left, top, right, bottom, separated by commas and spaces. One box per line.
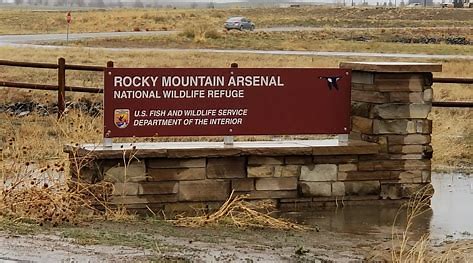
283, 173, 473, 242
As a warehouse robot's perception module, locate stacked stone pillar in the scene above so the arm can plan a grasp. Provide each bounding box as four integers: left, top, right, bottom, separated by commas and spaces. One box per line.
340, 62, 442, 199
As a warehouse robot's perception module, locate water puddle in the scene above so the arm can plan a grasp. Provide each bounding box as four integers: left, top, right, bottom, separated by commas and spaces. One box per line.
283, 173, 473, 242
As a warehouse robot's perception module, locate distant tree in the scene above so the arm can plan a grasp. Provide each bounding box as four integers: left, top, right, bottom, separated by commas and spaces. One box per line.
207, 1, 214, 8
14, 0, 24, 5
116, 0, 123, 7
133, 0, 143, 8
190, 2, 197, 8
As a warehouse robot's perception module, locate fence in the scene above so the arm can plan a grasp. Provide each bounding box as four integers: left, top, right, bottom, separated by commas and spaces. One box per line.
0, 58, 472, 119
0, 58, 112, 118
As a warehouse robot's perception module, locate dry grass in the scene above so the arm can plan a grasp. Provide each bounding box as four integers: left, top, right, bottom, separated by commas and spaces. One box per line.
0, 7, 472, 35
171, 191, 312, 231
67, 27, 473, 55
366, 186, 473, 262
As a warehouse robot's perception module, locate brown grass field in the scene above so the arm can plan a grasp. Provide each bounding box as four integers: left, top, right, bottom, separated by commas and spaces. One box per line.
0, 6, 472, 262
0, 7, 472, 34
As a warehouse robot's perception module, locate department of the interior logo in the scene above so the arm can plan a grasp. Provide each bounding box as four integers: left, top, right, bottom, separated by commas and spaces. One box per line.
114, 109, 130, 129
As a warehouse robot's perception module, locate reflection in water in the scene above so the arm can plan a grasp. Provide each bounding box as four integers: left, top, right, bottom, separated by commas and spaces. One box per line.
283, 173, 473, 242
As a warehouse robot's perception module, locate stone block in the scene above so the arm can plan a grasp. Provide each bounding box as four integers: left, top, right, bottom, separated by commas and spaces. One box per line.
299, 182, 332, 197
344, 181, 380, 196
112, 182, 178, 196
231, 178, 255, 191
104, 161, 147, 183
351, 72, 374, 84
332, 182, 346, 196
352, 90, 388, 103
207, 157, 246, 179
374, 74, 424, 92
373, 120, 416, 134
313, 155, 358, 164
342, 171, 396, 181
370, 104, 431, 119
352, 83, 377, 91
147, 158, 205, 169
395, 171, 423, 183
255, 177, 298, 191
280, 165, 301, 177
248, 165, 273, 178
388, 145, 426, 154
147, 167, 205, 181
339, 163, 358, 172
352, 116, 373, 134
387, 134, 431, 145
422, 171, 431, 183
338, 172, 348, 180
300, 164, 337, 182
179, 180, 230, 201
248, 156, 283, 165
404, 160, 430, 170
389, 154, 424, 160
389, 92, 424, 103
351, 102, 371, 118
416, 120, 432, 134
423, 89, 433, 102
380, 183, 402, 199
358, 160, 403, 171
285, 156, 313, 165
248, 165, 300, 178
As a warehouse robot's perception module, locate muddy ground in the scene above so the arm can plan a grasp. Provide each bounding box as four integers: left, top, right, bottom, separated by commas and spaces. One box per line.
1, 220, 472, 262
0, 219, 390, 262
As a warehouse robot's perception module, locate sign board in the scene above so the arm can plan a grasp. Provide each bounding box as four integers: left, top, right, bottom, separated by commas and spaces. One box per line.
66, 11, 72, 24
104, 68, 351, 138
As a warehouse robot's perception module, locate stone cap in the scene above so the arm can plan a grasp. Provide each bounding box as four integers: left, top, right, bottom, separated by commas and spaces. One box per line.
64, 139, 379, 159
340, 62, 442, 73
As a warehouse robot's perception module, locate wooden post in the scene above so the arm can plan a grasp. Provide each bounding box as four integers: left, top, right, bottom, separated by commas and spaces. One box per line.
57, 57, 66, 119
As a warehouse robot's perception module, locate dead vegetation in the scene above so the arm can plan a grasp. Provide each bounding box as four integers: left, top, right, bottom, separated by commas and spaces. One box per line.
171, 191, 312, 231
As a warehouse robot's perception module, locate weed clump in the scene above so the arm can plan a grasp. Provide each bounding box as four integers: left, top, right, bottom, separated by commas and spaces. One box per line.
171, 191, 312, 231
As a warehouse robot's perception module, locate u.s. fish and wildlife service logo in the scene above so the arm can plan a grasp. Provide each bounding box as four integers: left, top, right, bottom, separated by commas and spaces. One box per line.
114, 109, 130, 128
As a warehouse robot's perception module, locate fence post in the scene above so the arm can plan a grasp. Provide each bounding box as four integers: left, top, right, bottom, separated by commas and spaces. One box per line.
57, 57, 66, 119
104, 61, 114, 148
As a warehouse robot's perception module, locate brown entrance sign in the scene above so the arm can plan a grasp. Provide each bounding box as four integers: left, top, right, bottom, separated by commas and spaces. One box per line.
104, 68, 351, 138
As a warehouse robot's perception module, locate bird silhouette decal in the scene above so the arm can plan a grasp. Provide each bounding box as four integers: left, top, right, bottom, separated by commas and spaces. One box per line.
319, 76, 342, 91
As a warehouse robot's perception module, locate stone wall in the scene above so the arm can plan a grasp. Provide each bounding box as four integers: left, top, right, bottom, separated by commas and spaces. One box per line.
342, 62, 441, 201
65, 62, 441, 213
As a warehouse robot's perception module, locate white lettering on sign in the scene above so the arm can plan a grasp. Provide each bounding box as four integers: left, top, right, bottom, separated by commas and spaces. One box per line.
161, 76, 225, 87
227, 76, 284, 87
113, 90, 161, 99
114, 76, 159, 87
207, 89, 244, 98
134, 118, 182, 126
